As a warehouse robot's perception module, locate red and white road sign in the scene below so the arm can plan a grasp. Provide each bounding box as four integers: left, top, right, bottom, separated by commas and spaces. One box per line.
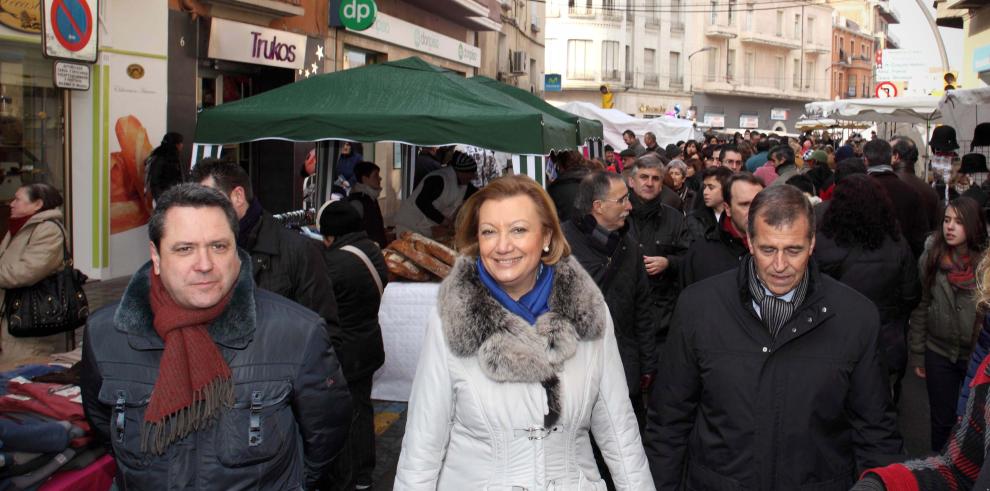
875, 81, 898, 98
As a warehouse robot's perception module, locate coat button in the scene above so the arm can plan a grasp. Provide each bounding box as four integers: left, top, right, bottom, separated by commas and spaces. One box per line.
807, 317, 813, 323
762, 347, 768, 353
792, 328, 797, 333
821, 306, 827, 313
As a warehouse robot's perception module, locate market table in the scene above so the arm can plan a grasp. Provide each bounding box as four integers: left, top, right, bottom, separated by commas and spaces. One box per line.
371, 282, 440, 402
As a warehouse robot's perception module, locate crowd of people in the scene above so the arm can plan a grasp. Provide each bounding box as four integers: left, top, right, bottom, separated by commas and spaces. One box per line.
3, 123, 983, 490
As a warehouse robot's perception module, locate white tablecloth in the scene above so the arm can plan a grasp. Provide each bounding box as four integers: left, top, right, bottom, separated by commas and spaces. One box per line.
371, 282, 440, 402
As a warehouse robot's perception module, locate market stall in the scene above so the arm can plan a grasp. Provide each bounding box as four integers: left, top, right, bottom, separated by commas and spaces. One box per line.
553, 101, 700, 150
939, 87, 990, 152
193, 56, 603, 189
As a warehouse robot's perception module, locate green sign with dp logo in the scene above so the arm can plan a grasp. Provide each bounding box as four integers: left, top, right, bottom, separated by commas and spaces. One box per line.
340, 0, 377, 31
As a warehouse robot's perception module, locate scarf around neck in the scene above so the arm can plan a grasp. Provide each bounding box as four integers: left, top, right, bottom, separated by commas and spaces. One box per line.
476, 257, 555, 325
7, 214, 34, 238
747, 256, 809, 339
143, 270, 235, 455
940, 249, 977, 290
722, 216, 750, 250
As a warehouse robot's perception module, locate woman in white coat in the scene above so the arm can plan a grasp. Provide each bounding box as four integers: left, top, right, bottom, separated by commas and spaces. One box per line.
395, 175, 654, 490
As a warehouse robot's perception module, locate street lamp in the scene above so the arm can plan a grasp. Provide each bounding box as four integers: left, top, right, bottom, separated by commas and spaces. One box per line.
688, 46, 716, 93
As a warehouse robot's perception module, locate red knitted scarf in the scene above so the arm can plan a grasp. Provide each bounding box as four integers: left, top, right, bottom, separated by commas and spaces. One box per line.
7, 214, 32, 238
142, 270, 235, 454
940, 249, 976, 291
722, 216, 750, 250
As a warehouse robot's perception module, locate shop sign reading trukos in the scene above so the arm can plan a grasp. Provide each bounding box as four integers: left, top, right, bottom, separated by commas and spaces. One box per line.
207, 18, 306, 70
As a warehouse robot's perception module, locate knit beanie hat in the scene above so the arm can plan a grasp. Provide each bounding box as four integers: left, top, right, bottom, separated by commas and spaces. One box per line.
807, 150, 828, 165
450, 151, 478, 173
317, 200, 363, 238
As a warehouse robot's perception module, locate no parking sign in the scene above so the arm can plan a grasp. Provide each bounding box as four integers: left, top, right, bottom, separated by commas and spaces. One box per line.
41, 0, 99, 63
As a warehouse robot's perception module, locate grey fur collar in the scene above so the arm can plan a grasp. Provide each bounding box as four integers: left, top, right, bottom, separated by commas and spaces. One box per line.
114, 249, 257, 349
440, 255, 606, 384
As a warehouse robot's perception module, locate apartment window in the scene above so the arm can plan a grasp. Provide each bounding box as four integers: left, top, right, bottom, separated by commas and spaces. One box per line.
837, 73, 843, 96
625, 45, 633, 83
746, 4, 754, 30
807, 17, 815, 41
793, 59, 800, 88
671, 0, 684, 30
850, 39, 855, 56
848, 73, 857, 97
727, 0, 736, 25
707, 48, 719, 82
670, 51, 683, 85
726, 49, 735, 81
776, 11, 784, 37
603, 0, 615, 16
805, 60, 814, 89
775, 56, 784, 89
793, 14, 801, 40
744, 51, 754, 85
548, 0, 559, 16
861, 43, 867, 58
602, 41, 620, 80
567, 39, 593, 80
644, 49, 658, 85
711, 1, 718, 25
646, 0, 658, 23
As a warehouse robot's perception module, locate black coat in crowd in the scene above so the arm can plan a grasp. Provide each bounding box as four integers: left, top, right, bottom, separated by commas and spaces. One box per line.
870, 170, 927, 257
563, 215, 658, 394
346, 188, 388, 249
80, 252, 353, 490
895, 164, 940, 233
627, 194, 687, 346
547, 168, 588, 223
321, 231, 388, 382
146, 151, 183, 201
814, 232, 921, 326
679, 214, 749, 287
646, 259, 903, 490
680, 207, 718, 247
243, 213, 341, 340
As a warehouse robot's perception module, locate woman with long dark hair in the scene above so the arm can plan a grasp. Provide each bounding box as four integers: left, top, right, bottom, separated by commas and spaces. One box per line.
146, 132, 183, 202
813, 174, 920, 402
910, 196, 987, 452
683, 139, 699, 160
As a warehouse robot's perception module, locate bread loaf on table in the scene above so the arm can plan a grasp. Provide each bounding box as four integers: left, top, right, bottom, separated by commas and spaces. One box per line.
389, 239, 452, 279
400, 231, 457, 266
384, 249, 432, 281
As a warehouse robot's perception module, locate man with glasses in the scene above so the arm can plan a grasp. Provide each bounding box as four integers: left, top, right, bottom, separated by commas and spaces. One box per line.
564, 171, 658, 427
719, 145, 745, 173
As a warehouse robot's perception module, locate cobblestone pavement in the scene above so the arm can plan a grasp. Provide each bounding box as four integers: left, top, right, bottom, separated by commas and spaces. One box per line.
6, 275, 934, 490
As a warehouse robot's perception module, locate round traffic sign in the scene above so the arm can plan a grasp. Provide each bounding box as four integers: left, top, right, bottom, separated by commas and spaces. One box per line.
875, 81, 898, 99
51, 0, 93, 52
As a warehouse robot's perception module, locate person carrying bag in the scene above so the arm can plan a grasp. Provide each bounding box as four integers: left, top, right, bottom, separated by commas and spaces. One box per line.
0, 184, 86, 356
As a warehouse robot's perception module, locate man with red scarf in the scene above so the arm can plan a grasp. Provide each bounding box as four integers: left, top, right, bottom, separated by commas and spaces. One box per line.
680, 173, 763, 287
80, 184, 352, 490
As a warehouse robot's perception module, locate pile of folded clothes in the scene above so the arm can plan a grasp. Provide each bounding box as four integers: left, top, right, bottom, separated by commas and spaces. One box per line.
0, 355, 114, 491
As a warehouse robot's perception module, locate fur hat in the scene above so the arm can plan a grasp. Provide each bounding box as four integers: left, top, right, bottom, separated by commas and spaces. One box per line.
929, 126, 960, 153
972, 123, 990, 150
450, 151, 478, 173
317, 200, 362, 238
959, 153, 989, 175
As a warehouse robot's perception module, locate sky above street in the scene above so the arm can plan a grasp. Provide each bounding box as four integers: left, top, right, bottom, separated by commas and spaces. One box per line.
888, 1, 964, 72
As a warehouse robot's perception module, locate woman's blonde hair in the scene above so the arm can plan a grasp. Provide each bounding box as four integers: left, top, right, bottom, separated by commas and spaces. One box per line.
977, 253, 990, 308
454, 175, 571, 265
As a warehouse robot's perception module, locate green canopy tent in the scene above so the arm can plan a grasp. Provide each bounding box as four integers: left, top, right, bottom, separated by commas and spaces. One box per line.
195, 57, 579, 153
469, 75, 604, 150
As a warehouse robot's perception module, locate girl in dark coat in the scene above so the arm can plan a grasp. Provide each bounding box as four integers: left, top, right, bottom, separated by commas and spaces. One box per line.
813, 174, 920, 403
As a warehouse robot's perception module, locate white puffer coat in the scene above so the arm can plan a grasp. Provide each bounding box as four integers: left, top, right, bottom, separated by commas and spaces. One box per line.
394, 256, 654, 490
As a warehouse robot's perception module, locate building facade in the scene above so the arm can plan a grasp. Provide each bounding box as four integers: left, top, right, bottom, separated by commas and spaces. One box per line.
828, 0, 900, 51
936, 0, 990, 89
544, 0, 695, 118
478, 1, 546, 96
831, 18, 877, 100
688, 0, 833, 134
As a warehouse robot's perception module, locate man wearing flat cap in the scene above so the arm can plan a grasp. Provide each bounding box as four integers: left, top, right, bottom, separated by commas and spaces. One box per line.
318, 201, 388, 491
395, 151, 478, 239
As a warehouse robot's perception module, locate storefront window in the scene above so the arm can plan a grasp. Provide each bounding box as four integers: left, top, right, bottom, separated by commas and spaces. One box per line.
0, 41, 65, 235
343, 46, 383, 70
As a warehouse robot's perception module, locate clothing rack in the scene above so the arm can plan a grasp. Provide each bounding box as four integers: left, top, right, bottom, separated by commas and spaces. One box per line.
272, 208, 316, 227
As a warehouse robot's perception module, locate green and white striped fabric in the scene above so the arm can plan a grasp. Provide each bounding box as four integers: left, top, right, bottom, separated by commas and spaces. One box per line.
512, 155, 546, 187
190, 144, 224, 168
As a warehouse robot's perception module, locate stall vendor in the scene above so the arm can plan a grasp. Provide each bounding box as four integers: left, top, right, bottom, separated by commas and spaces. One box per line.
394, 151, 478, 239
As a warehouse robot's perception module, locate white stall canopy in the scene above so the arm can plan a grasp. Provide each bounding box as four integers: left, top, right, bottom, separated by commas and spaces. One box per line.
554, 101, 700, 150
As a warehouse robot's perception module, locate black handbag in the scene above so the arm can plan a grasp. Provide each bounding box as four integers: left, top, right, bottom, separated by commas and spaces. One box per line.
4, 220, 89, 338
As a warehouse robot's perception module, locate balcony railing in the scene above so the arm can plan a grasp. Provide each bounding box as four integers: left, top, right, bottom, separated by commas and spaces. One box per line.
603, 8, 622, 21
602, 69, 621, 81
644, 73, 659, 86
705, 23, 737, 38
645, 16, 660, 28
624, 70, 634, 84
671, 19, 684, 32
568, 6, 594, 17
670, 75, 684, 87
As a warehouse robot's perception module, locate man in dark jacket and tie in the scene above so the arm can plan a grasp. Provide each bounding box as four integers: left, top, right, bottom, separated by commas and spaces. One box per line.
646, 185, 903, 490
